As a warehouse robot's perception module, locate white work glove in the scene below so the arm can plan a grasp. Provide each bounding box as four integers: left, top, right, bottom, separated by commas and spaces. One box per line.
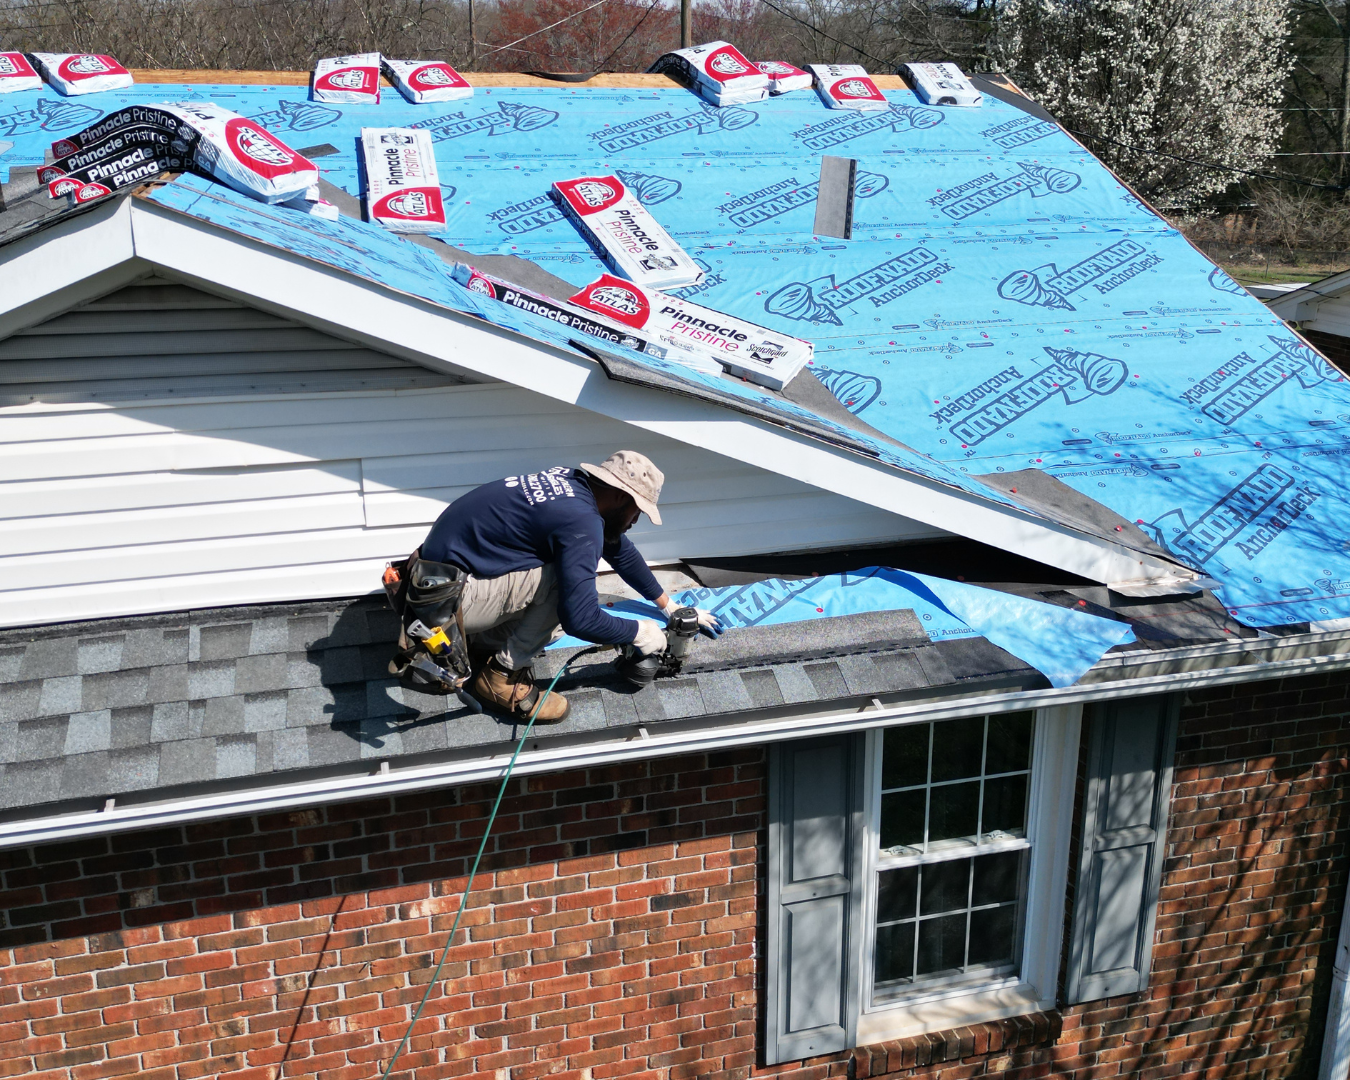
632, 619, 667, 656
662, 602, 724, 637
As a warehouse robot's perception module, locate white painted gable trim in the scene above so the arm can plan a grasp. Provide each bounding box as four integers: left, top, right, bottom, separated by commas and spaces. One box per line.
0, 195, 1189, 589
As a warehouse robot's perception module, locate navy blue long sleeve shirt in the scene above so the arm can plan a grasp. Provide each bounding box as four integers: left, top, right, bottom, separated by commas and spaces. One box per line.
420, 467, 663, 645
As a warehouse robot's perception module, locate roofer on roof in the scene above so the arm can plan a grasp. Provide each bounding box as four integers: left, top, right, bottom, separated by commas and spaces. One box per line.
415, 451, 721, 722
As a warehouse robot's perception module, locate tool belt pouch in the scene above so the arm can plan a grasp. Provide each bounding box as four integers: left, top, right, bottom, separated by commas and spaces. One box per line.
403, 556, 471, 680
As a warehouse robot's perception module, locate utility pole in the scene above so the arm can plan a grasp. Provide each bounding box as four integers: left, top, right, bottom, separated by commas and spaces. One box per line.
469, 0, 477, 70
681, 0, 692, 48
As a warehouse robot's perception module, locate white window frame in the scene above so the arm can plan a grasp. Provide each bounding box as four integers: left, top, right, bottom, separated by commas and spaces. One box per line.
855, 703, 1082, 1045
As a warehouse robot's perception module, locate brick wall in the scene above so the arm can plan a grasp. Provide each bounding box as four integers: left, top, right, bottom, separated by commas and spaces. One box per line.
1, 673, 1347, 1080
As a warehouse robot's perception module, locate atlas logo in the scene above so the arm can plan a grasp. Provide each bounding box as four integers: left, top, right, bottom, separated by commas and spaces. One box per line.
233, 125, 292, 167
73, 182, 110, 203
385, 191, 432, 217
315, 65, 375, 91
591, 285, 643, 317
47, 176, 80, 197
837, 79, 877, 98
0, 55, 25, 75
65, 55, 114, 75
413, 65, 457, 87
465, 273, 497, 298
757, 61, 795, 75
709, 51, 750, 75
576, 180, 616, 208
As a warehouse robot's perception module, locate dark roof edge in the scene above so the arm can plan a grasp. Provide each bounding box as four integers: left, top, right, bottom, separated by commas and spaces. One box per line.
1, 629, 1347, 851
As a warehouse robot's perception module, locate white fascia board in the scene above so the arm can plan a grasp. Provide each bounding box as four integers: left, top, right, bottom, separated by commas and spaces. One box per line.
0, 197, 149, 338
1, 631, 1347, 852
126, 199, 1182, 587
1267, 270, 1350, 324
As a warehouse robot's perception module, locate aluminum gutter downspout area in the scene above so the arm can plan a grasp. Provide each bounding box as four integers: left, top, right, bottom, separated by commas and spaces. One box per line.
1321, 887, 1350, 1080
2, 631, 1349, 851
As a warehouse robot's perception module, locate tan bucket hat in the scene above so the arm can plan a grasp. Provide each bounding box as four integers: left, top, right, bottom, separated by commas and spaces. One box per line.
580, 450, 664, 525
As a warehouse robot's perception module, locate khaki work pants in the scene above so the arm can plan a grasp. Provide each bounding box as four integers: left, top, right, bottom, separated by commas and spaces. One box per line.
458, 565, 561, 671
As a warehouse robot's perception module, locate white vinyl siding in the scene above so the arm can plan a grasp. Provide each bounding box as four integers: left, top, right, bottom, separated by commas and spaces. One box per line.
0, 280, 946, 627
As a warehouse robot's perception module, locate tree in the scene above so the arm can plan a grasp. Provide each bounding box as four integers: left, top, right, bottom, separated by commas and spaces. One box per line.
1002, 0, 1292, 210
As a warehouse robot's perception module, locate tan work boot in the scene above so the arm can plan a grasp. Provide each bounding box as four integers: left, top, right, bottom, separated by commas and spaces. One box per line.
469, 659, 569, 723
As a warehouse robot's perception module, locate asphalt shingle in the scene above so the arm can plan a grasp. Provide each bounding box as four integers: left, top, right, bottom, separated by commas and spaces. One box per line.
0, 595, 1067, 816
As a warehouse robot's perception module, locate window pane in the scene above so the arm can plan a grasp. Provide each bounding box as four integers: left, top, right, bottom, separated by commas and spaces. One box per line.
920, 858, 970, 915
982, 775, 1028, 836
880, 788, 926, 851
930, 716, 984, 782
986, 711, 1033, 774
877, 867, 918, 923
916, 912, 967, 976
875, 921, 915, 984
882, 724, 928, 789
972, 851, 1023, 907
968, 905, 1018, 967
928, 780, 979, 843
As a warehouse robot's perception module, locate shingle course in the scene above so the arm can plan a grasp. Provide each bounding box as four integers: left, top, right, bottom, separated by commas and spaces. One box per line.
0, 595, 1056, 816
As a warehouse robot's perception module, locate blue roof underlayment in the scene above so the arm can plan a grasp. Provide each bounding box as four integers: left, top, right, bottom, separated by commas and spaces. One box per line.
4, 80, 1350, 639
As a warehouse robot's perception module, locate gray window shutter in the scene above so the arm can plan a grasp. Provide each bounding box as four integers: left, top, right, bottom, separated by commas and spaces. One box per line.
1066, 694, 1179, 1003
765, 733, 864, 1065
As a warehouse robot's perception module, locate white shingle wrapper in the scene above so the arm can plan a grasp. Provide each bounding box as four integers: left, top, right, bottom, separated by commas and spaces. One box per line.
382, 59, 473, 103
0, 53, 41, 93
29, 53, 134, 95
312, 53, 381, 104
45, 145, 188, 198
281, 185, 341, 220
159, 101, 318, 203
755, 61, 812, 95
40, 122, 199, 184
450, 264, 722, 373
903, 62, 983, 106
553, 174, 703, 290
360, 127, 446, 233
649, 41, 769, 106
568, 274, 812, 389
693, 81, 768, 107
809, 64, 889, 111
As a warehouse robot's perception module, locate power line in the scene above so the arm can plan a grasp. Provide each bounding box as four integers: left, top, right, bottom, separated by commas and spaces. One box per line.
1068, 127, 1349, 191
754, 0, 894, 68
476, 0, 610, 57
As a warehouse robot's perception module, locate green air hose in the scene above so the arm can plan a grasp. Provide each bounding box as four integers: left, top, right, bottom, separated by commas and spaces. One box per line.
379, 645, 606, 1080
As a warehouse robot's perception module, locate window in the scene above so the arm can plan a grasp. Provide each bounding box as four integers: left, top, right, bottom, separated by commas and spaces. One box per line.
766, 698, 1176, 1064
871, 712, 1034, 1000
855, 706, 1078, 1043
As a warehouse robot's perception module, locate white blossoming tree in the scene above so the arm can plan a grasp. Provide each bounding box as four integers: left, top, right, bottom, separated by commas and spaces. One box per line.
1000, 0, 1292, 210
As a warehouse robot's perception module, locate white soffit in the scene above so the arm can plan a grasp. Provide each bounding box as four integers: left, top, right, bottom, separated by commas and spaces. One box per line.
0, 196, 1187, 587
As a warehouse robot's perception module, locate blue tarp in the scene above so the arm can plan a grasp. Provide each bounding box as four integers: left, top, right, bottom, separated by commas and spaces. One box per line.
553, 567, 1136, 688
4, 80, 1350, 628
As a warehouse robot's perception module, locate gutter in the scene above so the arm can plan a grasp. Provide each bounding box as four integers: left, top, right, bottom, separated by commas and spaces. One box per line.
1, 631, 1348, 850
